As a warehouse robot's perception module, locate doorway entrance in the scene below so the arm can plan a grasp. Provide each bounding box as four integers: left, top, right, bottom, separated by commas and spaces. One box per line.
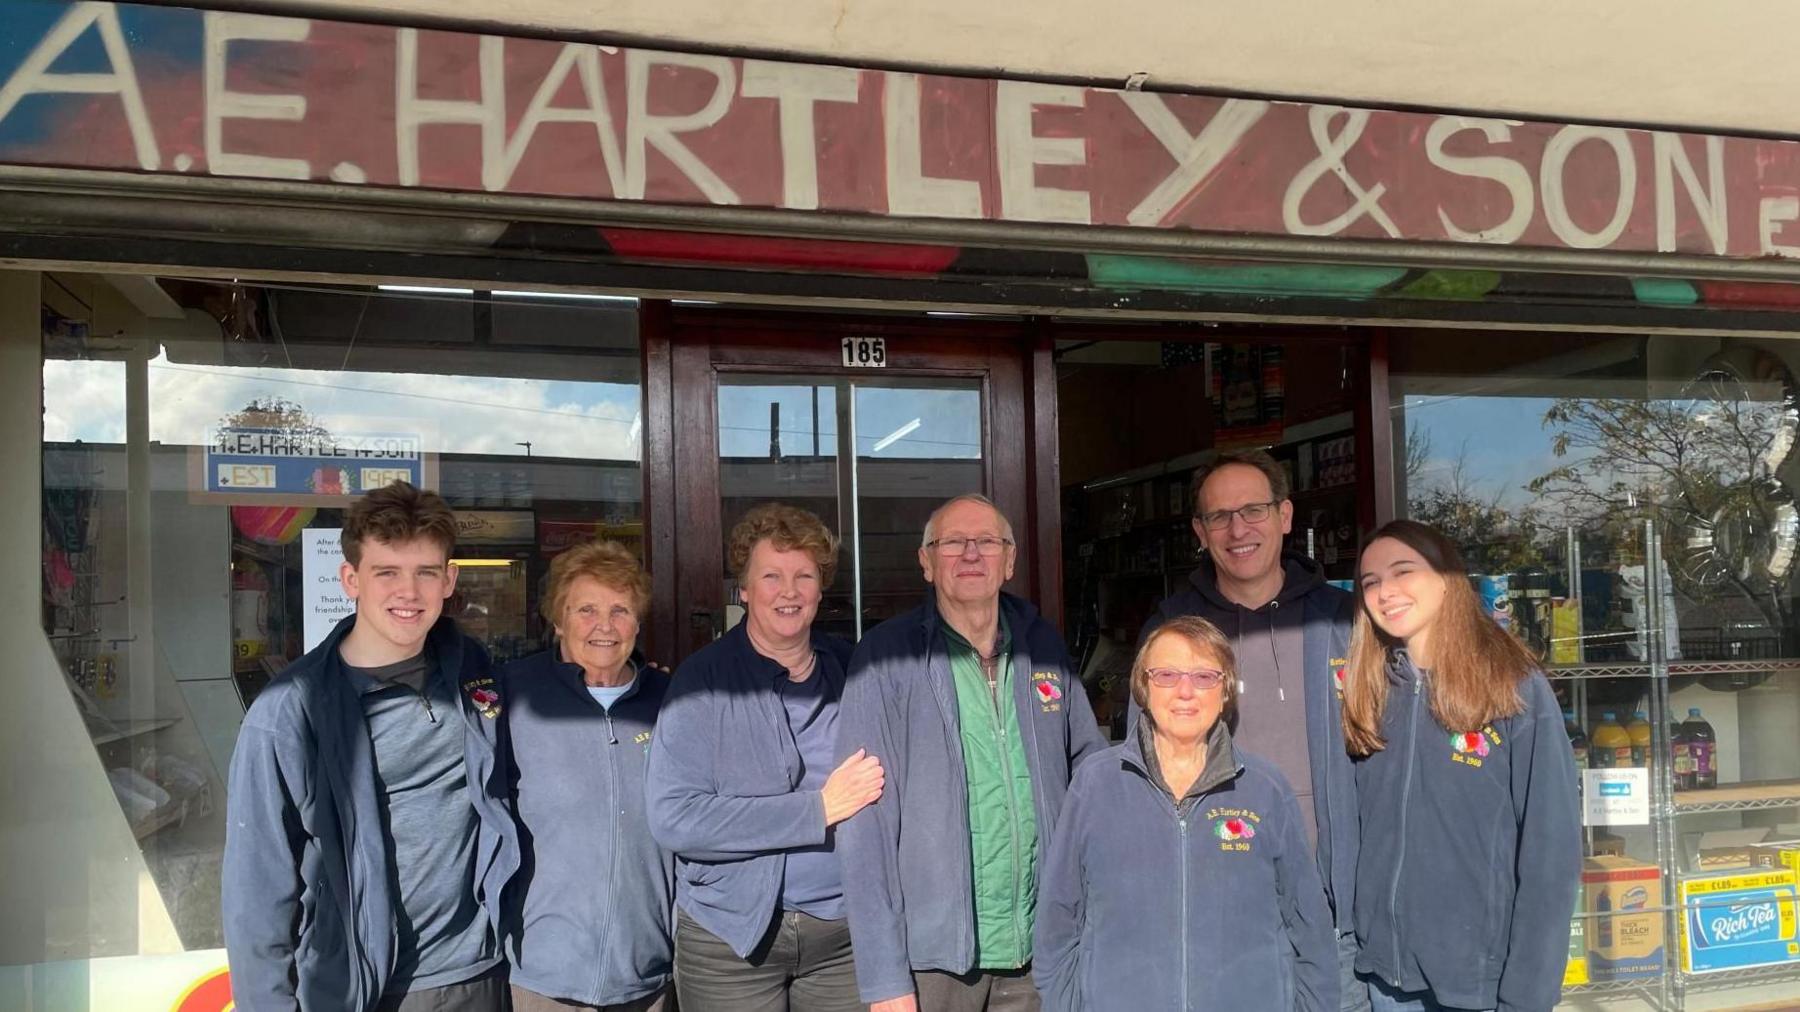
643, 309, 1048, 660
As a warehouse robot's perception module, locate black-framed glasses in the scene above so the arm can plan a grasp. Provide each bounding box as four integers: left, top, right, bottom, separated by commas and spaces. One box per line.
927, 536, 1014, 557
1145, 667, 1227, 690
1196, 500, 1280, 531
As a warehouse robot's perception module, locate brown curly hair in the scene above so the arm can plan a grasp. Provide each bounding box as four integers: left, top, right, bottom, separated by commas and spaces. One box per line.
340, 481, 457, 565
542, 539, 651, 627
727, 503, 839, 589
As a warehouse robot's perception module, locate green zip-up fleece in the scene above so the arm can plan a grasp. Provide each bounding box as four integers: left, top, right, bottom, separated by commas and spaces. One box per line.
943, 616, 1039, 969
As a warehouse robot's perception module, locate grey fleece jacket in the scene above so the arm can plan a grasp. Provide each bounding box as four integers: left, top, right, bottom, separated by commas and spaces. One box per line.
1137, 552, 1360, 936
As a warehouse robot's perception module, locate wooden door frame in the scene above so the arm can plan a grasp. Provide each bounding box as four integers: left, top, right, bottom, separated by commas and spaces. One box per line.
639, 302, 1047, 661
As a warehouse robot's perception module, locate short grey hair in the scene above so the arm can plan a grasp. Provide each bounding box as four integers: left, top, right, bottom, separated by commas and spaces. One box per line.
922, 493, 1015, 548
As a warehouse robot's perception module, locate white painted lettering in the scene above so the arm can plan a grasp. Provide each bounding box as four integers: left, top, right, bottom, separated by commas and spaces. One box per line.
1121, 93, 1267, 227
0, 2, 159, 170
624, 51, 738, 204
1424, 116, 1533, 244
1653, 132, 1728, 254
496, 44, 624, 195
204, 12, 311, 180
994, 80, 1090, 224
1283, 106, 1399, 237
1541, 125, 1636, 249
883, 72, 982, 218
1760, 195, 1800, 256
740, 60, 860, 211
395, 29, 505, 189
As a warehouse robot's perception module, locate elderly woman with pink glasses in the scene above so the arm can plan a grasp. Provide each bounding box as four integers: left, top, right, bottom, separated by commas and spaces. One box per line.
1034, 614, 1338, 1012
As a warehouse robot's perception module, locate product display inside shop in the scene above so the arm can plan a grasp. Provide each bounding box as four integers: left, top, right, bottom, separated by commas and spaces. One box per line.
39, 275, 645, 953
1392, 329, 1800, 1009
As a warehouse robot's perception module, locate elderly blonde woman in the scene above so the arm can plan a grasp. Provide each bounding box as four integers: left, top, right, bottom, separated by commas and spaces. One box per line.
501, 539, 674, 1012
1034, 615, 1337, 1012
647, 503, 885, 1012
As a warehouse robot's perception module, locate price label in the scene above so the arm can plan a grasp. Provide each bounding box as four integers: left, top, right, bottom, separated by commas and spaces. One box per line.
841, 336, 887, 368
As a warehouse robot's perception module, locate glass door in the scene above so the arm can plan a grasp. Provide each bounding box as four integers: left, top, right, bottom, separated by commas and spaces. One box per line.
717, 375, 985, 640
651, 310, 1039, 661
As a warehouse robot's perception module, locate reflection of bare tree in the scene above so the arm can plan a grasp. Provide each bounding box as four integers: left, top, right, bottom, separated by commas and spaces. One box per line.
220, 397, 332, 446
1529, 386, 1796, 628
1407, 425, 1546, 572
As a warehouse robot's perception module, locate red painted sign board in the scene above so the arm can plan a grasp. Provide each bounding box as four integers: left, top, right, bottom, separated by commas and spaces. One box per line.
3, 0, 1800, 260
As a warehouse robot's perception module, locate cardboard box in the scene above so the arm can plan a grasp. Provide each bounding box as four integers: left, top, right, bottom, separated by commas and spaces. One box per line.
1752, 840, 1800, 878
1678, 868, 1800, 973
1684, 828, 1771, 873
1583, 856, 1665, 981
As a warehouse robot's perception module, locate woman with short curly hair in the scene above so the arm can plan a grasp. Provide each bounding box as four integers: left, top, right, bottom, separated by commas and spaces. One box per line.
648, 503, 885, 1012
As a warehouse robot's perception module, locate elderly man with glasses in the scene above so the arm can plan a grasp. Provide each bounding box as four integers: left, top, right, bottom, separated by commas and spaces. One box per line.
835, 494, 1108, 1012
1135, 448, 1368, 1011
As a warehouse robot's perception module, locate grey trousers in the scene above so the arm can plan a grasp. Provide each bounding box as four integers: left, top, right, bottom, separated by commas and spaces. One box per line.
377, 963, 508, 1012
912, 967, 1040, 1012
674, 908, 860, 1012
510, 983, 671, 1012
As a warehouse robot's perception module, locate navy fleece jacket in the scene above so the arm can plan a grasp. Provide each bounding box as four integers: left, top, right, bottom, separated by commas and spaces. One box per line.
1036, 720, 1337, 1012
1352, 650, 1580, 1012
501, 649, 673, 1006
835, 592, 1110, 1003
1139, 553, 1360, 935
644, 623, 855, 957
222, 615, 519, 1012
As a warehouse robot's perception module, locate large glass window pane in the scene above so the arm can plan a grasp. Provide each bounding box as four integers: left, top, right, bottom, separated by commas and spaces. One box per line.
37, 277, 643, 957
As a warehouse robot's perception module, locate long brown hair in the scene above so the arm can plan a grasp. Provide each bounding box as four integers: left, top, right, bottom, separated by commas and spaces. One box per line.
1343, 520, 1535, 755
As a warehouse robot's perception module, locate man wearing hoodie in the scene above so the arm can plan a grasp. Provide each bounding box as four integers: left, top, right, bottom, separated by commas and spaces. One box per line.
1138, 449, 1367, 1011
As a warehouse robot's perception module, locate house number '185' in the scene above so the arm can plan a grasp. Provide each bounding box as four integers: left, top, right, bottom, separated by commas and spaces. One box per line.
841, 336, 887, 368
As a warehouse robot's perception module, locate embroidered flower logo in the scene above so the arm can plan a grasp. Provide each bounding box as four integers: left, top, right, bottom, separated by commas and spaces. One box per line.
1334, 666, 1347, 691
1034, 679, 1062, 703
468, 686, 501, 719
1214, 817, 1256, 841
1451, 730, 1490, 757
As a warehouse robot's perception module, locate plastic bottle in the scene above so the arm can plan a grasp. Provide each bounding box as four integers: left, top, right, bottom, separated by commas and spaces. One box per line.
1672, 720, 1696, 791
1627, 710, 1653, 768
1683, 707, 1718, 789
1590, 711, 1631, 769
1565, 710, 1589, 773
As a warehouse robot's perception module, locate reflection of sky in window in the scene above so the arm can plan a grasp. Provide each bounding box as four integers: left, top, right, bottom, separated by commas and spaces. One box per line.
719, 383, 839, 457
856, 386, 981, 459
1401, 393, 1568, 508
44, 354, 643, 460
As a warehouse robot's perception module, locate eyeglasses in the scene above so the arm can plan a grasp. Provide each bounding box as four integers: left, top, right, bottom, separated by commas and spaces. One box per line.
1195, 500, 1280, 531
927, 536, 1014, 557
1145, 667, 1228, 690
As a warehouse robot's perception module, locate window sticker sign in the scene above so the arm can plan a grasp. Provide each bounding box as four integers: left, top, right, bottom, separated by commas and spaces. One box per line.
205, 427, 423, 497
303, 527, 354, 651
1583, 767, 1651, 826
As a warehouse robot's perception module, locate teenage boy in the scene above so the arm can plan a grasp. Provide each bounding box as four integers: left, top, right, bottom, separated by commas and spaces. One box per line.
1137, 449, 1366, 1011
223, 481, 518, 1011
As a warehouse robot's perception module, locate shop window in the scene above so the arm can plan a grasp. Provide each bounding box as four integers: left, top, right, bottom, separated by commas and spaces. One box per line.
1391, 329, 1800, 1006
38, 276, 643, 955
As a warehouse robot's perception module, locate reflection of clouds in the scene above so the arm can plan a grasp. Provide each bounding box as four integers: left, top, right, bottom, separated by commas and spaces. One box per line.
43, 359, 127, 443
45, 356, 642, 460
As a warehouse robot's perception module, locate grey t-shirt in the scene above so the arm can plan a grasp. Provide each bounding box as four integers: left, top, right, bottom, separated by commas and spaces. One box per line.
345, 650, 497, 993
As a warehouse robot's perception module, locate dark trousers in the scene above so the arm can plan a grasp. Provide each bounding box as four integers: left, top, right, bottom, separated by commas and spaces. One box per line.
674, 908, 860, 1012
510, 983, 671, 1012
912, 967, 1040, 1012
376, 963, 508, 1012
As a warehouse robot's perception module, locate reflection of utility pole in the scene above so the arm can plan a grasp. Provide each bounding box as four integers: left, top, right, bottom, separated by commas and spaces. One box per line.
769, 402, 782, 459
515, 441, 532, 457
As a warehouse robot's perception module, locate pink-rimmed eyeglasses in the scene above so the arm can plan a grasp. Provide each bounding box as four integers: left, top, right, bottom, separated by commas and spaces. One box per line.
1145, 667, 1227, 689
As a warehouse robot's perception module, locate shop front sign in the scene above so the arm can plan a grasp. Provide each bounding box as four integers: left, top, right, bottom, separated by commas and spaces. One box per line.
200, 425, 423, 500
5, 0, 1800, 260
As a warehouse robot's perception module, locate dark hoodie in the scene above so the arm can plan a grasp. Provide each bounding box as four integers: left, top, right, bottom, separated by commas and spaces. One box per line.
1137, 551, 1358, 934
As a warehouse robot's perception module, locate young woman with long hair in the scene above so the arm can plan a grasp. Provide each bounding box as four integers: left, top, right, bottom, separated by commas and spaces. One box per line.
1345, 520, 1579, 1012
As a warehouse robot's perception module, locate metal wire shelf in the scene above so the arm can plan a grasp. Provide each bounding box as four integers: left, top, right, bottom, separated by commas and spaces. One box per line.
1545, 662, 1655, 681
1559, 976, 1660, 999
1667, 658, 1800, 676
1673, 778, 1800, 814
1681, 960, 1800, 993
